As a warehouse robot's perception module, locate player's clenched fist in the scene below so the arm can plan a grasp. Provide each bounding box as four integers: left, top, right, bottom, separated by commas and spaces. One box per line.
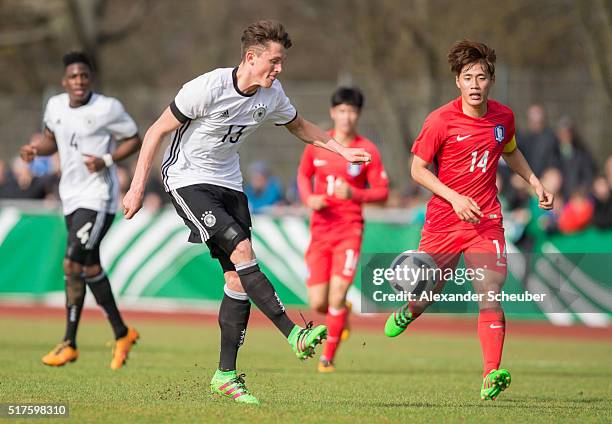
122, 188, 143, 219
534, 183, 554, 210
306, 194, 328, 211
333, 178, 352, 200
450, 193, 483, 224
82, 154, 105, 172
20, 144, 37, 162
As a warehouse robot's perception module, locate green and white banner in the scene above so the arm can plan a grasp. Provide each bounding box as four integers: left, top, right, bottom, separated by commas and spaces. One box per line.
0, 206, 610, 326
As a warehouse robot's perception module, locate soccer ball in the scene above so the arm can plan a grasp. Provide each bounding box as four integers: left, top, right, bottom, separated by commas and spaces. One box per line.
387, 250, 438, 296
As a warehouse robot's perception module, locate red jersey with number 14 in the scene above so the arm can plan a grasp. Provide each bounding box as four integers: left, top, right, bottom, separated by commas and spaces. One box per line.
412, 97, 516, 232
297, 131, 388, 230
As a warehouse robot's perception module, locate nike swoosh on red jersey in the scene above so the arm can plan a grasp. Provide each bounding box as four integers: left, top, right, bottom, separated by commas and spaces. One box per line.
456, 134, 472, 141
489, 324, 505, 329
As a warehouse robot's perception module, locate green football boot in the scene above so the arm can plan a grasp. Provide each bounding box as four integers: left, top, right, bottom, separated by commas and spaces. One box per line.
287, 322, 327, 360
480, 369, 511, 401
384, 305, 416, 337
210, 369, 259, 405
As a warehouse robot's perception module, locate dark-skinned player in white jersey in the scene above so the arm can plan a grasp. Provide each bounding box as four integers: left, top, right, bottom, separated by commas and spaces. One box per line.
20, 52, 141, 370
122, 21, 371, 404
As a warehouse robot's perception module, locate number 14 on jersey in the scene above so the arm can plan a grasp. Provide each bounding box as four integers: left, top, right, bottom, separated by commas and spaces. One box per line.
469, 150, 489, 173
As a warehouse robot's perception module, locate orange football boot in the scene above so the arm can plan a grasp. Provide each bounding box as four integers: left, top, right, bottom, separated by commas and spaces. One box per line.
110, 327, 139, 370
42, 341, 79, 366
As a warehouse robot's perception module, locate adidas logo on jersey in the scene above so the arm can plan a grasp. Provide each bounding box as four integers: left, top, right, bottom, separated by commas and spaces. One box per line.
220, 110, 230, 119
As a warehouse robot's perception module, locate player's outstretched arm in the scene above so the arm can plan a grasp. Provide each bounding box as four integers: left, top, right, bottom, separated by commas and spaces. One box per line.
285, 115, 371, 164
123, 107, 182, 219
20, 128, 57, 162
412, 154, 483, 223
502, 147, 553, 210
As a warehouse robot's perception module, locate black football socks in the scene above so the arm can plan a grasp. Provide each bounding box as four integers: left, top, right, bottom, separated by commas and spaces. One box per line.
218, 286, 251, 371
84, 271, 128, 339
64, 273, 86, 348
236, 260, 294, 337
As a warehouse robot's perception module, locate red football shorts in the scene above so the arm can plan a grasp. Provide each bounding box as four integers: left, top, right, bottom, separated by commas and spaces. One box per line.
418, 223, 507, 276
305, 227, 362, 286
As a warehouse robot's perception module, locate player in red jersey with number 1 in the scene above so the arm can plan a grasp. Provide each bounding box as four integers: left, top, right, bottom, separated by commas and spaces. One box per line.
383, 40, 553, 400
298, 87, 389, 372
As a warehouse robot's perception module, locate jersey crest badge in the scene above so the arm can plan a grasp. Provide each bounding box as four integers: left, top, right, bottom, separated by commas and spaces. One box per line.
494, 125, 505, 143
201, 211, 216, 228
252, 104, 267, 123
347, 163, 363, 177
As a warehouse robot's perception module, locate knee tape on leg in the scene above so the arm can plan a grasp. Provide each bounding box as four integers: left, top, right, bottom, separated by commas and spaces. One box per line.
211, 224, 248, 257
65, 273, 86, 307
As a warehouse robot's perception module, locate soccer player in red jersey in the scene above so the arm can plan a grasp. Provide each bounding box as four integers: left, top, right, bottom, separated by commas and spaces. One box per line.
383, 40, 553, 400
298, 87, 389, 372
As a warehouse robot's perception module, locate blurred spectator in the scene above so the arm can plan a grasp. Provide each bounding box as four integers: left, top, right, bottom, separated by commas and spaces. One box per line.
39, 153, 61, 203
127, 160, 168, 214
556, 116, 596, 199
143, 175, 169, 214
0, 159, 8, 194
557, 189, 594, 234
384, 188, 405, 209
497, 172, 529, 242
592, 156, 612, 229
244, 161, 283, 213
528, 166, 594, 234
284, 176, 300, 206
116, 165, 131, 197
498, 164, 531, 211
0, 157, 48, 199
115, 164, 131, 212
517, 104, 561, 177
527, 167, 564, 235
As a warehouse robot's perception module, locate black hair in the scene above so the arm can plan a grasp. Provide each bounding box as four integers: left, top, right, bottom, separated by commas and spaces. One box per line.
62, 51, 93, 70
331, 87, 364, 109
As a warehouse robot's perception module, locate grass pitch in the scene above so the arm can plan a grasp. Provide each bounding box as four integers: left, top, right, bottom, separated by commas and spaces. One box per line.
1, 316, 610, 423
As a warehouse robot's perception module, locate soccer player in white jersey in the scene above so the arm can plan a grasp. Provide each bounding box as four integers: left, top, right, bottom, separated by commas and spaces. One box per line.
123, 20, 371, 404
19, 52, 141, 370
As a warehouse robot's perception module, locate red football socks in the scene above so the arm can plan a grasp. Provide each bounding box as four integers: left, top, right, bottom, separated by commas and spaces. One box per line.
322, 306, 348, 361
477, 308, 506, 376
